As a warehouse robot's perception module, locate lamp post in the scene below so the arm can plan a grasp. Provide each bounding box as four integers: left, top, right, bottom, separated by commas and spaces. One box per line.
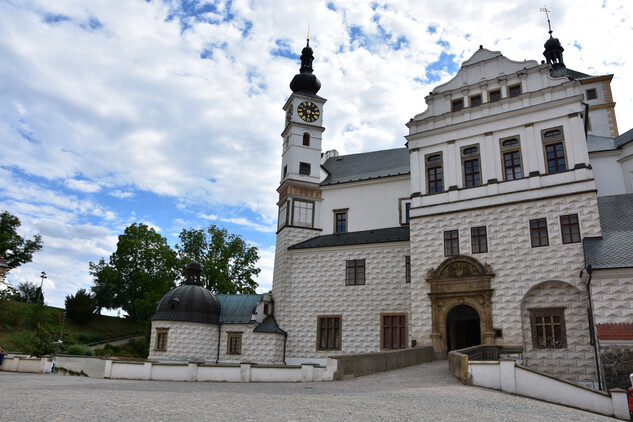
52, 311, 66, 374
39, 271, 47, 305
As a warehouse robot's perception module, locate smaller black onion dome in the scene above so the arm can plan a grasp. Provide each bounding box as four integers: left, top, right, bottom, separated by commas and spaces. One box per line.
290, 38, 321, 95
185, 261, 203, 285
544, 35, 562, 50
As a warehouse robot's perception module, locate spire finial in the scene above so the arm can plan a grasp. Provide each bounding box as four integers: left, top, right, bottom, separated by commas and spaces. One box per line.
540, 6, 553, 36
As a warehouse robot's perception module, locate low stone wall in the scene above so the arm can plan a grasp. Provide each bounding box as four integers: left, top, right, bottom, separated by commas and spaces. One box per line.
0, 355, 52, 373
332, 346, 435, 380
600, 341, 633, 390
448, 350, 469, 384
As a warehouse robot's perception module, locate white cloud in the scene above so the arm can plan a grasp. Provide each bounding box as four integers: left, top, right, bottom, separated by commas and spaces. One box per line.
64, 178, 101, 193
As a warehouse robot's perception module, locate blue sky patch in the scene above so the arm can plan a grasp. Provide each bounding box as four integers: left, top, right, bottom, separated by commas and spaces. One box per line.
573, 41, 582, 51
327, 2, 336, 11
43, 14, 71, 24
427, 25, 436, 34
270, 39, 295, 60
425, 51, 459, 83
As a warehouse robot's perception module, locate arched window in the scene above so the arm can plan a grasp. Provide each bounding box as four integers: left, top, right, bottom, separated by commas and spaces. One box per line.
303, 132, 310, 146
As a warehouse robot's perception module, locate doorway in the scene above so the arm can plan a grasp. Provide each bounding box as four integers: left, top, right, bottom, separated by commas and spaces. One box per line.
446, 305, 481, 351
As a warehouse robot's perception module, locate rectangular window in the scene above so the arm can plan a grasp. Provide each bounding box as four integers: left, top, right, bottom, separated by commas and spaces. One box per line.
470, 94, 482, 107
399, 199, 411, 225
277, 201, 288, 230
334, 209, 348, 233
346, 259, 365, 285
317, 316, 341, 350
560, 214, 581, 244
530, 308, 566, 349
427, 166, 443, 193
586, 88, 597, 100
263, 303, 269, 315
155, 330, 168, 350
452, 98, 464, 112
503, 151, 522, 180
227, 332, 242, 355
508, 84, 522, 97
471, 226, 488, 254
405, 256, 411, 283
405, 202, 411, 224
299, 162, 311, 175
489, 89, 501, 103
530, 218, 549, 247
302, 132, 310, 146
542, 128, 567, 174
292, 200, 314, 228
444, 230, 459, 257
463, 159, 481, 187
381, 313, 407, 349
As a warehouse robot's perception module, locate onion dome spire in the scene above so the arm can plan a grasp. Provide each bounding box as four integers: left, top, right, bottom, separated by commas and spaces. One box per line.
290, 33, 322, 95
541, 7, 566, 77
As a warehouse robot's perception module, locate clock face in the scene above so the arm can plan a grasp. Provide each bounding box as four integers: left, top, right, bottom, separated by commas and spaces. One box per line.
285, 105, 293, 126
297, 101, 320, 122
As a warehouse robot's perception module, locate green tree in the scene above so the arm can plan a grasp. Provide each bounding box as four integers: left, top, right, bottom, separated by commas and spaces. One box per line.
65, 288, 96, 323
89, 223, 179, 321
15, 281, 43, 304
0, 211, 43, 268
176, 225, 260, 294
29, 322, 54, 357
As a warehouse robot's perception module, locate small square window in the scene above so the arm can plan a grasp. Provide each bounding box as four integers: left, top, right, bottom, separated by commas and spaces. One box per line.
530, 308, 567, 349
471, 226, 488, 254
508, 84, 522, 97
227, 332, 242, 354
470, 94, 482, 107
586, 88, 597, 100
530, 218, 549, 247
489, 89, 501, 103
452, 99, 464, 112
346, 259, 365, 285
444, 230, 459, 257
405, 256, 411, 283
560, 214, 581, 244
299, 162, 311, 175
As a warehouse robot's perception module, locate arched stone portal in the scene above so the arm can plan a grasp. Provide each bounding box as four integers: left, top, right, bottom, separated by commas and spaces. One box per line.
426, 255, 495, 356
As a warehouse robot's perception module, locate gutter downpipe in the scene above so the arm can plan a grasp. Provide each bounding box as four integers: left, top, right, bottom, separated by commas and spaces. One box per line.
216, 322, 222, 364
282, 332, 287, 365
585, 265, 603, 391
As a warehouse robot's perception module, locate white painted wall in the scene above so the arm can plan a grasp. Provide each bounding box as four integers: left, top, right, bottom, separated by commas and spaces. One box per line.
590, 151, 627, 196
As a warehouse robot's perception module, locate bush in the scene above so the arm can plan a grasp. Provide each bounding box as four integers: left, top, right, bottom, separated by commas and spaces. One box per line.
78, 333, 105, 344
65, 344, 95, 356
65, 289, 97, 323
28, 323, 54, 357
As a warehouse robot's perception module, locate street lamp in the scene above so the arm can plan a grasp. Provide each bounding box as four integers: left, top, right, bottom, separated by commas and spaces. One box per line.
39, 271, 47, 305
52, 311, 66, 374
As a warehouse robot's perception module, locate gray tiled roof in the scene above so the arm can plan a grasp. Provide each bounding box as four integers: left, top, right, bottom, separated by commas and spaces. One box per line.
583, 193, 633, 269
565, 68, 592, 80
289, 226, 410, 249
587, 134, 616, 152
253, 315, 286, 334
321, 148, 410, 185
216, 294, 264, 324
615, 127, 633, 148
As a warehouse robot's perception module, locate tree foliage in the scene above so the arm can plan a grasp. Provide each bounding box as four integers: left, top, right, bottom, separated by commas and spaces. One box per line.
176, 225, 260, 294
0, 211, 43, 268
65, 288, 97, 323
90, 223, 179, 321
29, 322, 54, 357
14, 281, 44, 304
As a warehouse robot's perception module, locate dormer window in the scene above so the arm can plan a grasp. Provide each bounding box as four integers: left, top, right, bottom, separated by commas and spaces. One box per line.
303, 132, 310, 146
169, 298, 180, 310
452, 99, 464, 112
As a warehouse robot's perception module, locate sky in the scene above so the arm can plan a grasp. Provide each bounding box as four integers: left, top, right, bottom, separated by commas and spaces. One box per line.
2, 0, 632, 312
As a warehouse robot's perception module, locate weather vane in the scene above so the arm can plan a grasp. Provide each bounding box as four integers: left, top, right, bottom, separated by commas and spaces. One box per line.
307, 27, 310, 42
540, 6, 553, 35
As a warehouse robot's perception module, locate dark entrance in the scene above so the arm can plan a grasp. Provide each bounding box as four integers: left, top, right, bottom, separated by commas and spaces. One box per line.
446, 305, 481, 351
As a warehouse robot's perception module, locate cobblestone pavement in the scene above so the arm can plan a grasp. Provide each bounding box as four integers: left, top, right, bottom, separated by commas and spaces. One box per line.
1, 360, 617, 421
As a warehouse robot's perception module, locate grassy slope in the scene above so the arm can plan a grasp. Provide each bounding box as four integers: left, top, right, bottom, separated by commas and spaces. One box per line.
0, 299, 148, 353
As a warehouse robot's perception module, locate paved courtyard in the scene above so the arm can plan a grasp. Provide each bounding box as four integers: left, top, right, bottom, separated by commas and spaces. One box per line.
1, 360, 617, 421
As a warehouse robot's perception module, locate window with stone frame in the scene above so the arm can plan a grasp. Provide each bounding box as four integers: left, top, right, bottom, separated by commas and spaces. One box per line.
381, 313, 407, 350
444, 230, 459, 257
489, 89, 501, 103
471, 226, 488, 254
227, 332, 242, 354
529, 308, 567, 349
500, 137, 523, 181
302, 132, 310, 146
470, 94, 482, 107
155, 329, 168, 350
399, 198, 411, 225
542, 128, 567, 174
508, 84, 522, 97
346, 259, 365, 285
560, 214, 581, 244
452, 98, 464, 112
586, 88, 597, 100
426, 153, 443, 194
529, 218, 549, 247
405, 256, 411, 283
317, 315, 341, 351
461, 145, 481, 188
299, 161, 311, 175
334, 209, 348, 233
277, 200, 288, 230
